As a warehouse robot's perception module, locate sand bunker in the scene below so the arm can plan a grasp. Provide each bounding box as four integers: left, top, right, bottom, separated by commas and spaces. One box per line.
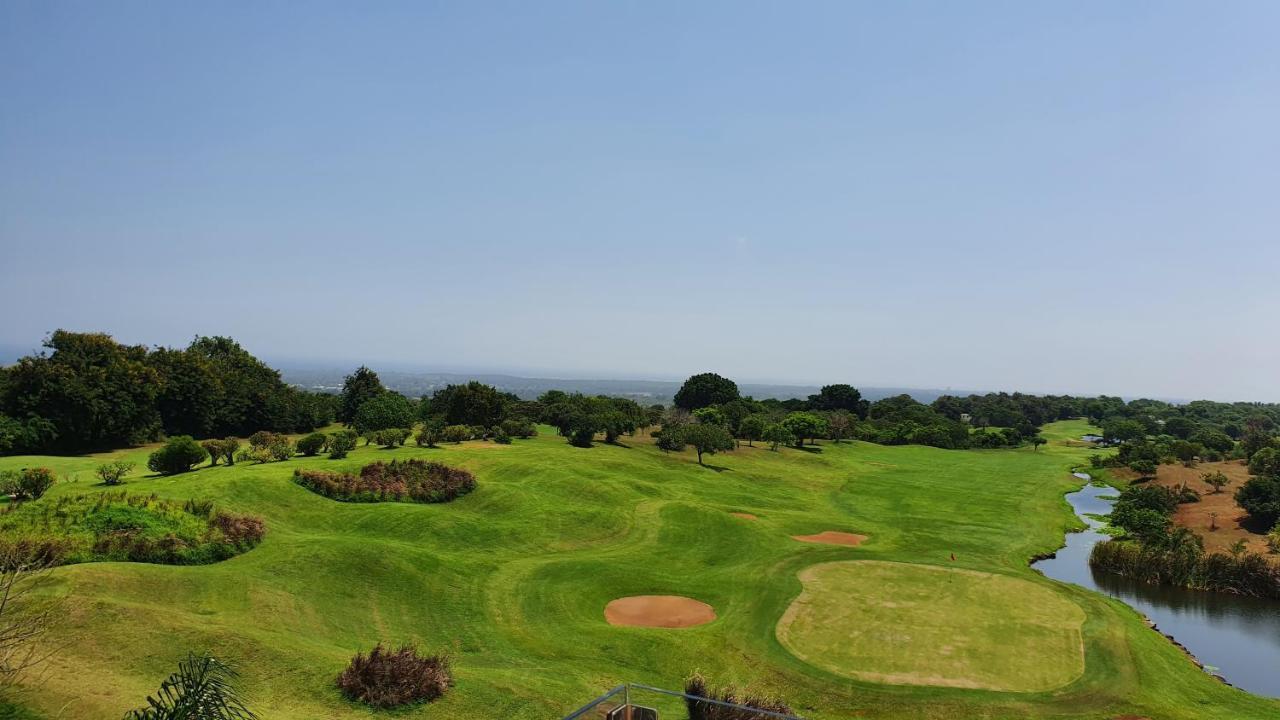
731, 512, 758, 520
604, 595, 716, 628
792, 531, 867, 547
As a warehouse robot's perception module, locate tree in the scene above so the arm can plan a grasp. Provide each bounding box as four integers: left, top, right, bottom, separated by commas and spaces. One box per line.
781, 412, 828, 448
1202, 471, 1230, 494
1162, 416, 1196, 440
826, 411, 854, 443
692, 407, 727, 427
681, 423, 735, 465
1030, 435, 1047, 452
808, 384, 869, 419
738, 415, 767, 447
217, 438, 240, 466
1, 330, 161, 452
423, 382, 514, 428
353, 393, 414, 434
761, 423, 795, 451
95, 460, 134, 486
655, 427, 687, 453
1249, 447, 1280, 479
0, 545, 62, 690
1128, 458, 1158, 478
147, 436, 208, 475
673, 373, 739, 410
1102, 418, 1147, 444
338, 366, 384, 425
1236, 476, 1280, 527
123, 652, 258, 720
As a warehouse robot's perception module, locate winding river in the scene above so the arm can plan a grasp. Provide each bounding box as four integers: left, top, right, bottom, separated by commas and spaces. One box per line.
1032, 474, 1280, 698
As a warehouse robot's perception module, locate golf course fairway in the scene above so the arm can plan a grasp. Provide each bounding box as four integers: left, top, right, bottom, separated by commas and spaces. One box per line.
0, 419, 1276, 719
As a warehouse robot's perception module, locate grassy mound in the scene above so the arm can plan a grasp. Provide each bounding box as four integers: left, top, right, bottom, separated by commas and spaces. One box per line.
293, 459, 475, 503
777, 560, 1086, 692
0, 491, 265, 565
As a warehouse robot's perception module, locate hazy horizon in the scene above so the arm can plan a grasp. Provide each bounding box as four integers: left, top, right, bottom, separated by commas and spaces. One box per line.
3, 2, 1278, 402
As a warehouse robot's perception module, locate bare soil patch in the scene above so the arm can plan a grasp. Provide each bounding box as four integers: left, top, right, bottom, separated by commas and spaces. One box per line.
731, 512, 758, 520
604, 595, 716, 628
1117, 461, 1269, 556
793, 531, 867, 547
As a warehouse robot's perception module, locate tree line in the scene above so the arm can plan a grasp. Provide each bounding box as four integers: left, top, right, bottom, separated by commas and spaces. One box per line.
0, 331, 336, 454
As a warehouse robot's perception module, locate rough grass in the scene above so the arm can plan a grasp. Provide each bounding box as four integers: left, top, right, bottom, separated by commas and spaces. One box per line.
0, 419, 1275, 719
776, 560, 1086, 692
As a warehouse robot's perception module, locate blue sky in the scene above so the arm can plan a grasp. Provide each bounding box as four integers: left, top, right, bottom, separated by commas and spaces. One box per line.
2, 2, 1278, 400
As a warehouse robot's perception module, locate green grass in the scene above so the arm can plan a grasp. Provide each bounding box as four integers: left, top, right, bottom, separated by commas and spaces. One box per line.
0, 420, 1276, 719
777, 560, 1086, 692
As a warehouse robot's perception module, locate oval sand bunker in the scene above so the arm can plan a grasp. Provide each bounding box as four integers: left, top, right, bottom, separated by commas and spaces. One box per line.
793, 531, 867, 546
604, 595, 716, 628
731, 512, 758, 520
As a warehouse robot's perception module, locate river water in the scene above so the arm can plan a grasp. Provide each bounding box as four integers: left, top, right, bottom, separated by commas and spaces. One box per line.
1032, 474, 1280, 698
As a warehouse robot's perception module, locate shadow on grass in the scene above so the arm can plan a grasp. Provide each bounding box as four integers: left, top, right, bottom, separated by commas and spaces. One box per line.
796, 445, 824, 454
699, 463, 732, 473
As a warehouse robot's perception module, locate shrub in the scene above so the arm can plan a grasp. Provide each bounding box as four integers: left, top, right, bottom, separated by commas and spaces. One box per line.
569, 428, 595, 448
294, 459, 476, 504
415, 427, 439, 448
336, 643, 452, 709
147, 436, 208, 475
684, 673, 793, 720
328, 430, 358, 459
655, 428, 686, 453
95, 460, 135, 486
0, 491, 265, 566
500, 418, 537, 439
469, 425, 489, 441
297, 432, 327, 457
237, 432, 294, 463
492, 427, 512, 445
217, 437, 241, 466
1269, 524, 1280, 554
201, 440, 224, 466
0, 467, 57, 500
442, 425, 470, 444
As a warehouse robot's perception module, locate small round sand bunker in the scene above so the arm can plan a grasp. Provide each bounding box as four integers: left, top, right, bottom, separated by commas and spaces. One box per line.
604, 595, 716, 628
793, 531, 867, 547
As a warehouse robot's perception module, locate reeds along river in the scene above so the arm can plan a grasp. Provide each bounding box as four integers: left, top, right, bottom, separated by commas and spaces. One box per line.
1032, 474, 1280, 698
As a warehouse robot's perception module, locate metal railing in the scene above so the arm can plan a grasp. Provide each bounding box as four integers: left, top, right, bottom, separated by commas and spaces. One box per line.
562, 682, 804, 720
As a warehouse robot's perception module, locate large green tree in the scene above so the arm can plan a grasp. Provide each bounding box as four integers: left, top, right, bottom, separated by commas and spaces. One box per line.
808, 384, 869, 419
338, 366, 385, 425
353, 393, 415, 434
673, 373, 739, 410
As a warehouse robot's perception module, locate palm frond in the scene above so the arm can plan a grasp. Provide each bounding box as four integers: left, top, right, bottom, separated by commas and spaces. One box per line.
123, 652, 257, 720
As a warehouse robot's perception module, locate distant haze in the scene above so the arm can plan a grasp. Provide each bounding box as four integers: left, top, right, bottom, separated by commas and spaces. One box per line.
2, 3, 1278, 401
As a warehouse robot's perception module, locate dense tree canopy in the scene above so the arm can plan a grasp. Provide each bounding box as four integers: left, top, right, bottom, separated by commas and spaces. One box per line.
339, 366, 385, 425
353, 393, 415, 434
673, 373, 740, 410
0, 331, 333, 454
424, 382, 517, 428
808, 384, 869, 419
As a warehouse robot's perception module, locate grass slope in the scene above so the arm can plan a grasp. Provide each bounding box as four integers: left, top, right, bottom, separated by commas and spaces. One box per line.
0, 420, 1275, 719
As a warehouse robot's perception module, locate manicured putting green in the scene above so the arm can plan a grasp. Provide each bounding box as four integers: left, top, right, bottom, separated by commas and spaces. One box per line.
777, 560, 1085, 692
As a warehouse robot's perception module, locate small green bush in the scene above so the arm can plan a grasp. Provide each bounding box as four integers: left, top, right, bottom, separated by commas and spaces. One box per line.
328, 430, 358, 459
297, 432, 327, 457
147, 436, 208, 475
95, 460, 135, 486
442, 425, 470, 444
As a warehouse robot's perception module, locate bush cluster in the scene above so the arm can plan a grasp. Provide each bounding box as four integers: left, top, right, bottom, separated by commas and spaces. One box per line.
1091, 539, 1280, 598
328, 429, 359, 459
237, 431, 295, 464
201, 437, 240, 466
0, 491, 265, 566
0, 467, 56, 500
336, 643, 452, 709
296, 432, 328, 456
294, 459, 475, 504
95, 460, 135, 486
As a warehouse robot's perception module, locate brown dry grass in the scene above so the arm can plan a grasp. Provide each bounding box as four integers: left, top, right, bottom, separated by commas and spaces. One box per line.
1115, 461, 1271, 556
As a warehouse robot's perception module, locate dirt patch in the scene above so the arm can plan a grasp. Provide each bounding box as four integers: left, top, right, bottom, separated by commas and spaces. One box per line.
731, 512, 758, 520
604, 595, 716, 628
1117, 461, 1270, 556
793, 531, 867, 547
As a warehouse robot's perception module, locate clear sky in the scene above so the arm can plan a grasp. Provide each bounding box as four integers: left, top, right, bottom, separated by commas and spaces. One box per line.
2, 2, 1278, 401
